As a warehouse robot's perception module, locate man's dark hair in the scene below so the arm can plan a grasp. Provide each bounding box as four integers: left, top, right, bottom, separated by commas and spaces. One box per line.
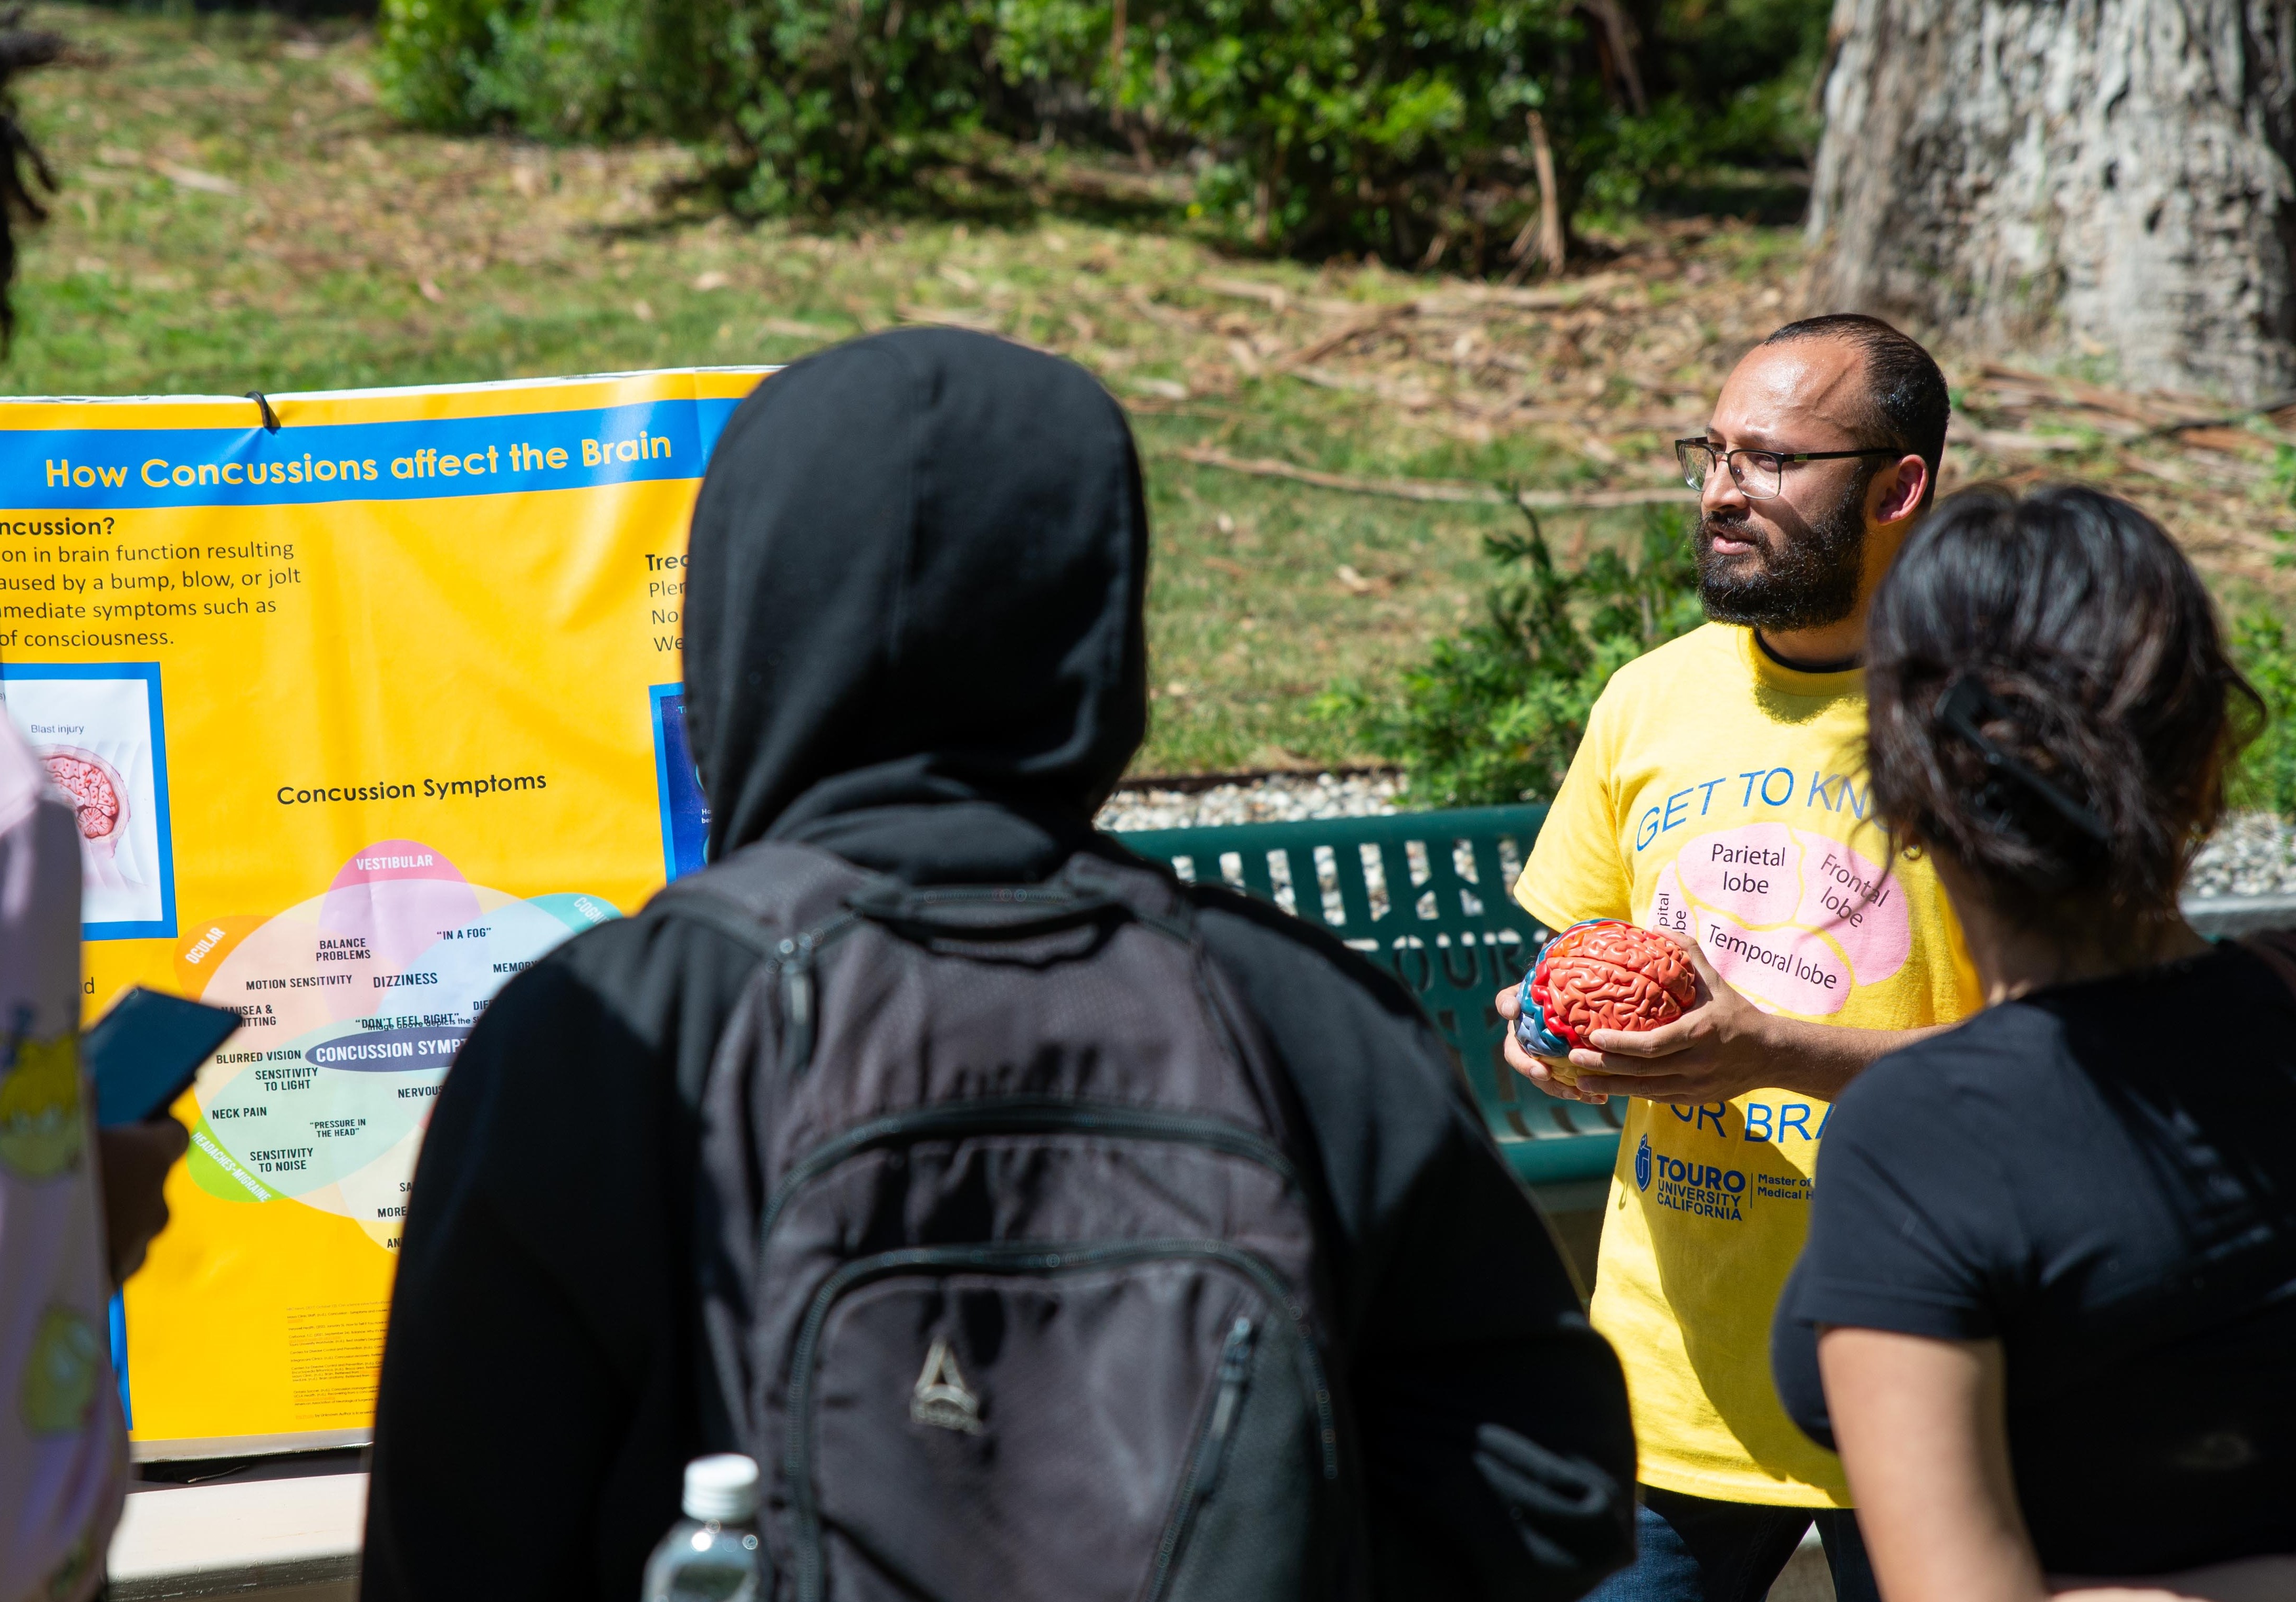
1762, 313, 1949, 507
1865, 485, 2259, 951
0, 11, 58, 350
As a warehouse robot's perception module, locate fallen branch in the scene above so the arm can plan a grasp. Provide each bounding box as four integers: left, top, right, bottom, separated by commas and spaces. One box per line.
1947, 419, 2093, 457
1168, 446, 1692, 511
1199, 275, 1291, 312
2132, 410, 2296, 446
1969, 362, 2295, 439
1275, 305, 1415, 370
1417, 273, 1637, 315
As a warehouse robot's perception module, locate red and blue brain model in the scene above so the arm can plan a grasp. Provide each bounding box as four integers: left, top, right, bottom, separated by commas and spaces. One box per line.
1516, 920, 1698, 1065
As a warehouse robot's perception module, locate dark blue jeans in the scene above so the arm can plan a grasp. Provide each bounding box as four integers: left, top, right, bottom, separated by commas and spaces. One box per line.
1583, 1485, 1878, 1602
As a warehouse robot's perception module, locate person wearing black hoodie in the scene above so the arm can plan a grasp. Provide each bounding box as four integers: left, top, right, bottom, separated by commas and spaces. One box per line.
360, 328, 1635, 1601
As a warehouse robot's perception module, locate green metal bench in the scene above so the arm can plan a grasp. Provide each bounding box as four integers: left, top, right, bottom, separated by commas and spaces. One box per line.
1115, 804, 1623, 1188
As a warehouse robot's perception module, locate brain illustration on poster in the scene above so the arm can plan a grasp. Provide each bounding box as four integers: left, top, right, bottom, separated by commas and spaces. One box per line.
181, 842, 617, 1247
1, 663, 176, 939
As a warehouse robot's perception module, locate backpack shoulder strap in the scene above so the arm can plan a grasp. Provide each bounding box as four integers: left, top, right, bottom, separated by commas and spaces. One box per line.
651, 839, 872, 953
652, 840, 881, 1086
652, 841, 879, 1462
651, 885, 781, 956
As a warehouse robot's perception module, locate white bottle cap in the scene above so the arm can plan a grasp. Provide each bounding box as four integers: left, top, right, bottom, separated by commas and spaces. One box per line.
681, 1453, 760, 1522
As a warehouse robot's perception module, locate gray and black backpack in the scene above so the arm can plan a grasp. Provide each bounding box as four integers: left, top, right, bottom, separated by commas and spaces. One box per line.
664, 840, 1360, 1602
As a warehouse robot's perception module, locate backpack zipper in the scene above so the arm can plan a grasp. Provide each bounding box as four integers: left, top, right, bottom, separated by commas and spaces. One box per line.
773, 913, 856, 1080
1143, 1316, 1258, 1600
784, 1240, 1337, 1602
1193, 1315, 1256, 1500
759, 1097, 1298, 1243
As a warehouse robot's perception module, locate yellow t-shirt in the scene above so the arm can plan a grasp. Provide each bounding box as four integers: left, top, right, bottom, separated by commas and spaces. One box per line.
1513, 623, 1980, 1506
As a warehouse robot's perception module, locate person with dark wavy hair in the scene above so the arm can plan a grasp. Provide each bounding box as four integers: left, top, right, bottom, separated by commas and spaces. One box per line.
1771, 484, 2296, 1600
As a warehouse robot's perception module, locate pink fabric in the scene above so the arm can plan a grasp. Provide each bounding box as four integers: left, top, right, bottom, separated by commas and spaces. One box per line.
0, 711, 123, 1602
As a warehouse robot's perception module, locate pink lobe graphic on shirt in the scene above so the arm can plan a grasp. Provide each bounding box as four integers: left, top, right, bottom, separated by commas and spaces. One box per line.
1675, 821, 1799, 925
1789, 829, 1909, 985
1695, 910, 1855, 1015
1648, 862, 1696, 943
1647, 822, 1913, 1014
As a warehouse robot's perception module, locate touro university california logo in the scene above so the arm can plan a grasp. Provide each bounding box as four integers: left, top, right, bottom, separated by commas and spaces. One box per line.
1643, 1147, 1747, 1221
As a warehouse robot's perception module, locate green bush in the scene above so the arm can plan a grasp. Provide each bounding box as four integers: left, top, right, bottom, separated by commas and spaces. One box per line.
461, 1, 689, 141
377, 0, 1827, 250
2225, 446, 2296, 819
1336, 505, 1700, 808
2229, 610, 2296, 818
377, 0, 501, 129
998, 0, 1569, 261
999, 0, 1826, 256
721, 0, 1007, 214
380, 0, 1007, 206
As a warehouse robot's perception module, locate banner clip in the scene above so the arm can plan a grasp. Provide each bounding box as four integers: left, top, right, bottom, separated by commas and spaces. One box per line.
244, 391, 280, 434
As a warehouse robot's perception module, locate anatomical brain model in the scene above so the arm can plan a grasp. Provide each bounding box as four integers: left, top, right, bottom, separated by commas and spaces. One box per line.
1516, 920, 1697, 1074
41, 748, 125, 851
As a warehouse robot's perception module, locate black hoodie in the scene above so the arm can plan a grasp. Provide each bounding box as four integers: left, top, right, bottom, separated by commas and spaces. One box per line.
362, 329, 1633, 1601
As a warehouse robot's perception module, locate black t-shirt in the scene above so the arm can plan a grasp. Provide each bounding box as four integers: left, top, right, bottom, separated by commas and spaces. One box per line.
1772, 943, 2296, 1576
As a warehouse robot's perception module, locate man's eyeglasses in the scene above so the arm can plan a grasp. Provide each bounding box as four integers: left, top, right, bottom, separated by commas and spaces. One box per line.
1675, 439, 1901, 501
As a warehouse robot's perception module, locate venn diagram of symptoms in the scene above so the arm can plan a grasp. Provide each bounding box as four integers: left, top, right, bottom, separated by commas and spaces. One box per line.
1643, 823, 1910, 1016
190, 842, 617, 1246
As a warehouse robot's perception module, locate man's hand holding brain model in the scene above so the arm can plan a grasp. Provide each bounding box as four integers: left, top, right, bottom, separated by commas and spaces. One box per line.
1495, 930, 1904, 1108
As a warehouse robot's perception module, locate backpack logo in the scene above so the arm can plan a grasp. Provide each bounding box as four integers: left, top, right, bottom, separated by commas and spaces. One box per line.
910, 1337, 984, 1434
1635, 1135, 1653, 1192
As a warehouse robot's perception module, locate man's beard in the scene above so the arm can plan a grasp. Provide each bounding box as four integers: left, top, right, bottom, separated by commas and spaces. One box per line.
1696, 481, 1868, 631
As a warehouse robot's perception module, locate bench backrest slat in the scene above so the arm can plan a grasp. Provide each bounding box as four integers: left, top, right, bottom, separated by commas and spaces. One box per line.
1116, 804, 1622, 1187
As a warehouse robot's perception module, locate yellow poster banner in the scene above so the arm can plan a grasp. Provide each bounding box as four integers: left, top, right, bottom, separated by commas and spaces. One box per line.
0, 367, 767, 1454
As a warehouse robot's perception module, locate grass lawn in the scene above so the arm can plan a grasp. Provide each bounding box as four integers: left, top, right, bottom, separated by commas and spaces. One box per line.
11, 3, 2295, 775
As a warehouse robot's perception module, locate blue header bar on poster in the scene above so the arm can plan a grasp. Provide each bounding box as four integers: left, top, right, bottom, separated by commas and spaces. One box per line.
0, 397, 748, 511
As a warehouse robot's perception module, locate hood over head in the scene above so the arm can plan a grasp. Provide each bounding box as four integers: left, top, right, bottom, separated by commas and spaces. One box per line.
682, 328, 1149, 881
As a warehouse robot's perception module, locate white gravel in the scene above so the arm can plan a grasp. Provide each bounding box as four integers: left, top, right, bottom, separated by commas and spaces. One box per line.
1098, 771, 1404, 833
2187, 811, 2296, 898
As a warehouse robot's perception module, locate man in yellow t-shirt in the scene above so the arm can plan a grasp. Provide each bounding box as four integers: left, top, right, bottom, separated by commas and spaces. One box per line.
1499, 315, 1982, 1602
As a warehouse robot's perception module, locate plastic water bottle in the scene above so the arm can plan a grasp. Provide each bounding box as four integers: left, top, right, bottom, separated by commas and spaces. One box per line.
642, 1453, 764, 1602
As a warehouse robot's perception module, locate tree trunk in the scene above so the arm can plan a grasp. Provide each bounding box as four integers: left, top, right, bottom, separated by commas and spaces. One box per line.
1807, 0, 2296, 403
